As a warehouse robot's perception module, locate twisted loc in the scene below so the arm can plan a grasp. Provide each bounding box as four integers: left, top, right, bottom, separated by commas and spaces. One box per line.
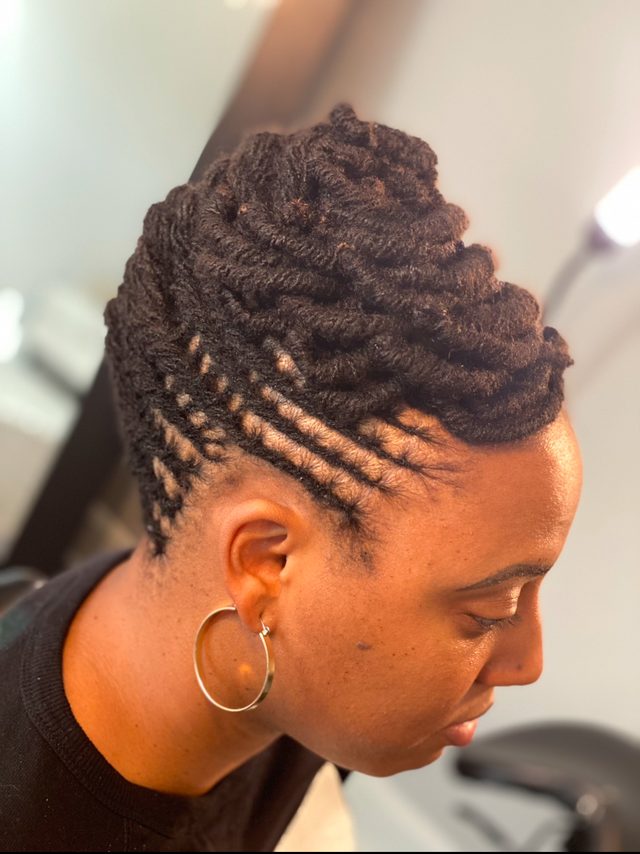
105, 105, 572, 554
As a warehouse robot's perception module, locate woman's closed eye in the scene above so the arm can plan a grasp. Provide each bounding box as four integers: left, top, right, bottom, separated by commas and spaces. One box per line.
470, 612, 523, 633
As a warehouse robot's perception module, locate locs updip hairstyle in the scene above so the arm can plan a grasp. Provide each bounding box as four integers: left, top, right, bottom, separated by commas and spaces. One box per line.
105, 105, 572, 554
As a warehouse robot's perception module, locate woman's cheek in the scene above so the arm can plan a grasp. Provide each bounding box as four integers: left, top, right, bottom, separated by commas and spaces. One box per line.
408, 629, 490, 713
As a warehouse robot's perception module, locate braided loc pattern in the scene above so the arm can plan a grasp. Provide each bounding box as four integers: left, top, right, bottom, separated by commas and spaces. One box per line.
105, 104, 572, 554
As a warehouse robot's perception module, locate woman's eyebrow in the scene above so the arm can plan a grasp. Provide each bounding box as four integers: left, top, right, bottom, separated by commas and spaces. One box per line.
456, 564, 552, 592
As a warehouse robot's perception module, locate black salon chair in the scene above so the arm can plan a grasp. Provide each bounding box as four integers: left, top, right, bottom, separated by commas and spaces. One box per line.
0, 566, 47, 618
456, 722, 640, 852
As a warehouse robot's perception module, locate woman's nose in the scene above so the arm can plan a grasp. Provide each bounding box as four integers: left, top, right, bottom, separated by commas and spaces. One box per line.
477, 610, 544, 688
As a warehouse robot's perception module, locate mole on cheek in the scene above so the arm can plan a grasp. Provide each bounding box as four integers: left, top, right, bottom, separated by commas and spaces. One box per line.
356, 641, 373, 651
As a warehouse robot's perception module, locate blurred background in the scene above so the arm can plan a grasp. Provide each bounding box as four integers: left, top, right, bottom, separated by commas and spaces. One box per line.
1, 0, 638, 850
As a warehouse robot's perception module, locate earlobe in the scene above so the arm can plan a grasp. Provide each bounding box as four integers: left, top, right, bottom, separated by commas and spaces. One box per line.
223, 505, 294, 635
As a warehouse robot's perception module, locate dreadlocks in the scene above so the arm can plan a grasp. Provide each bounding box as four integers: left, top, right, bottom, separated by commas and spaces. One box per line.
104, 105, 571, 554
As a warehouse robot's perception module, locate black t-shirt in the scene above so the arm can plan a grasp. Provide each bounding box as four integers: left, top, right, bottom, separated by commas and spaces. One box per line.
0, 551, 324, 852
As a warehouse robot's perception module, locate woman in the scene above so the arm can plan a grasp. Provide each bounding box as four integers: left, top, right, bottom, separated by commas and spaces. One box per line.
0, 106, 581, 851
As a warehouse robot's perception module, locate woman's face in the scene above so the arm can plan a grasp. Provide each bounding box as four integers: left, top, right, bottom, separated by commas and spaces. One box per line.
264, 410, 582, 776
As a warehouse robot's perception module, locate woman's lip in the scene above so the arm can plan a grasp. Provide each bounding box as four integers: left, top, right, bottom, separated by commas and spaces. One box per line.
442, 717, 478, 747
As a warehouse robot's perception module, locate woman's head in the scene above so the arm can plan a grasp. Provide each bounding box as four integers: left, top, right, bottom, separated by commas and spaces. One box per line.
104, 105, 581, 774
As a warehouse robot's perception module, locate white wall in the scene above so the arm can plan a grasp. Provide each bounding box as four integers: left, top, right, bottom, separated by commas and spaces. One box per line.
331, 1, 640, 848
0, 0, 270, 299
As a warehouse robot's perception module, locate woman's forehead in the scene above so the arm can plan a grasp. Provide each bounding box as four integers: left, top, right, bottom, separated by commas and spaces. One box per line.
369, 410, 582, 566
464, 410, 582, 507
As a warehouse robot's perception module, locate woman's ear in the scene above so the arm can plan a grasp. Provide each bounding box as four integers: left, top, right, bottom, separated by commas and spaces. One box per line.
222, 502, 297, 634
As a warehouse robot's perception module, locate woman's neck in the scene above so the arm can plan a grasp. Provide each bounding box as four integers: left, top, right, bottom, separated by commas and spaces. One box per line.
62, 544, 279, 796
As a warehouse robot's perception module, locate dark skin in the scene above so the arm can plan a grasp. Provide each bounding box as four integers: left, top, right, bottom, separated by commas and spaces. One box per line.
63, 409, 582, 796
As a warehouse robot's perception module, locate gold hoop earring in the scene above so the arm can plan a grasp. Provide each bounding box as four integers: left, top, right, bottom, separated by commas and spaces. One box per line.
193, 605, 274, 712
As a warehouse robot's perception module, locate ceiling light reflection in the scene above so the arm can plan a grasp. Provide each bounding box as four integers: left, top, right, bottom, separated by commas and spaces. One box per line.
0, 288, 24, 363
594, 166, 640, 248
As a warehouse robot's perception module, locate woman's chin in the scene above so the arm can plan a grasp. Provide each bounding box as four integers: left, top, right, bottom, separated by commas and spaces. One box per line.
356, 744, 446, 778
396, 745, 445, 774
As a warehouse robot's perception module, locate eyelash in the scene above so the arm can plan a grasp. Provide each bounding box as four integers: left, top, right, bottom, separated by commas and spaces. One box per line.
472, 613, 522, 633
